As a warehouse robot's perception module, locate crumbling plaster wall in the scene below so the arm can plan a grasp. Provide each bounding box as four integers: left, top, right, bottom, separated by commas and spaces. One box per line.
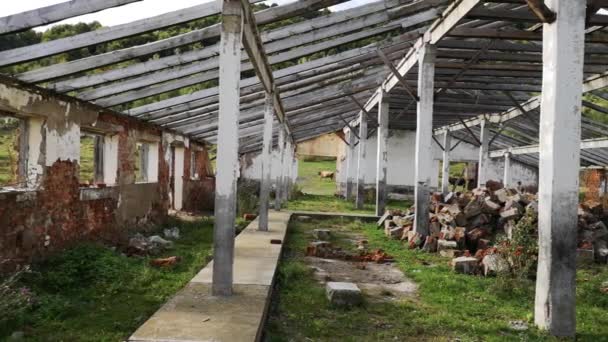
0, 77, 213, 271
336, 129, 538, 192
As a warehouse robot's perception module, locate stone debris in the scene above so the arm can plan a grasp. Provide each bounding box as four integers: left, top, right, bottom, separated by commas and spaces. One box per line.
313, 229, 332, 240
377, 181, 608, 277
326, 281, 362, 306
508, 320, 529, 331
305, 239, 394, 263
127, 232, 176, 256
163, 227, 180, 240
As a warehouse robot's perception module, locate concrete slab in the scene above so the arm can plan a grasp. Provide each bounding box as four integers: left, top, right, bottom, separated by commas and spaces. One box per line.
129, 210, 291, 342
290, 210, 380, 221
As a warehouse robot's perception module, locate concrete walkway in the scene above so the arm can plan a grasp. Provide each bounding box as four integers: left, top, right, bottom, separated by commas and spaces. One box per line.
290, 210, 380, 221
129, 210, 291, 342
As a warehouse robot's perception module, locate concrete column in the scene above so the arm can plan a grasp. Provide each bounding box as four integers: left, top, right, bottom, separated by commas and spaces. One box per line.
355, 112, 368, 209
274, 127, 285, 211
345, 129, 356, 200
212, 0, 243, 297
534, 0, 585, 337
413, 43, 436, 236
441, 131, 451, 194
477, 118, 490, 188
503, 152, 511, 188
282, 138, 291, 202
375, 92, 389, 216
258, 94, 274, 231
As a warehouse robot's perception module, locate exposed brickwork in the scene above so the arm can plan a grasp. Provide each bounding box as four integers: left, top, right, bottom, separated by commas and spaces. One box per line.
182, 145, 215, 212
1, 102, 214, 272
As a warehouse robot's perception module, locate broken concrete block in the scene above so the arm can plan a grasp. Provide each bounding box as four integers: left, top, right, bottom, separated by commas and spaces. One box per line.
467, 228, 489, 244
494, 188, 509, 203
500, 207, 521, 221
430, 221, 441, 236
477, 238, 491, 251
451, 256, 479, 274
437, 239, 458, 251
310, 266, 330, 283
388, 226, 404, 239
481, 254, 508, 276
313, 229, 331, 240
440, 249, 464, 258
483, 198, 501, 214
469, 213, 490, 227
326, 282, 362, 306
464, 200, 482, 218
454, 227, 466, 247
577, 248, 595, 265
408, 231, 423, 249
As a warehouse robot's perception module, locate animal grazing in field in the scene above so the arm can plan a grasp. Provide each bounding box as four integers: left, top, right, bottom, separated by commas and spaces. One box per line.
318, 171, 335, 180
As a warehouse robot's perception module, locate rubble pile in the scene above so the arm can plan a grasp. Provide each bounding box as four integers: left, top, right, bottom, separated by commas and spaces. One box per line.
126, 227, 181, 257
379, 183, 608, 276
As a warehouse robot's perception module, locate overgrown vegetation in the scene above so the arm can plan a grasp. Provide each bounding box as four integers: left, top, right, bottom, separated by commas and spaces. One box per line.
0, 116, 21, 186
0, 217, 216, 341
297, 156, 338, 196
266, 217, 608, 341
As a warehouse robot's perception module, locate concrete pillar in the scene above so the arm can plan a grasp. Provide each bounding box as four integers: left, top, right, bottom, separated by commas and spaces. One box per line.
534, 0, 585, 337
345, 129, 356, 200
375, 92, 389, 216
413, 43, 436, 236
355, 112, 368, 209
503, 152, 511, 188
258, 94, 274, 231
212, 0, 243, 297
282, 138, 291, 202
441, 131, 451, 194
275, 127, 285, 211
477, 118, 490, 188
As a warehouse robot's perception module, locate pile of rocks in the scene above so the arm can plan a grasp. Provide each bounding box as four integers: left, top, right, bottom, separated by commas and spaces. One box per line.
380, 182, 608, 276
305, 229, 394, 263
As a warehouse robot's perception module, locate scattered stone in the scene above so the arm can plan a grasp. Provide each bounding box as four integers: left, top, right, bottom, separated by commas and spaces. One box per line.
508, 320, 529, 331
437, 239, 458, 251
163, 227, 180, 240
306, 241, 332, 257
297, 215, 312, 222
451, 256, 479, 274
326, 282, 363, 306
313, 229, 332, 240
310, 266, 330, 284
243, 213, 256, 221
149, 235, 173, 249
439, 249, 463, 258
482, 254, 509, 276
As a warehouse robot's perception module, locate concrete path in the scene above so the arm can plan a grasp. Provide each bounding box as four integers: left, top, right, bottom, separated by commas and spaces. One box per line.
129, 210, 291, 342
289, 210, 380, 221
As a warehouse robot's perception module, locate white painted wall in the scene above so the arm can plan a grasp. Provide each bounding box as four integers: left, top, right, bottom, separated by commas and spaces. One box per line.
241, 149, 299, 184
147, 142, 159, 183
337, 129, 537, 189
26, 117, 44, 188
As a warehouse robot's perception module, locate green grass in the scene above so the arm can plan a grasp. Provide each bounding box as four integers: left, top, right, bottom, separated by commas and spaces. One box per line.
1, 217, 216, 341
297, 157, 338, 196
266, 217, 608, 341
286, 193, 409, 215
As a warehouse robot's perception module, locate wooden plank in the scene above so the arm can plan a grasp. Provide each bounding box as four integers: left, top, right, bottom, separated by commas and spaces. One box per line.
0, 0, 142, 35
17, 0, 341, 82
0, 0, 234, 67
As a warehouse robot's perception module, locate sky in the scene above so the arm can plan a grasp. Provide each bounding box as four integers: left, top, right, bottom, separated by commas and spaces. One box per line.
3, 0, 373, 31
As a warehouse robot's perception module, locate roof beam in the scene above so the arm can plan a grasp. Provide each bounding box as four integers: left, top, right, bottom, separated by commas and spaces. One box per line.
16, 0, 343, 83
0, 0, 142, 35
489, 137, 608, 158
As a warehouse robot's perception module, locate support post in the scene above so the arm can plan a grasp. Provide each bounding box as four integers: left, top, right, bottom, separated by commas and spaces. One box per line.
282, 138, 291, 202
413, 43, 436, 236
503, 152, 511, 188
534, 0, 585, 337
258, 93, 274, 231
344, 129, 355, 200
212, 0, 243, 297
477, 118, 490, 188
375, 91, 389, 216
441, 131, 451, 194
355, 112, 368, 209
274, 127, 285, 211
